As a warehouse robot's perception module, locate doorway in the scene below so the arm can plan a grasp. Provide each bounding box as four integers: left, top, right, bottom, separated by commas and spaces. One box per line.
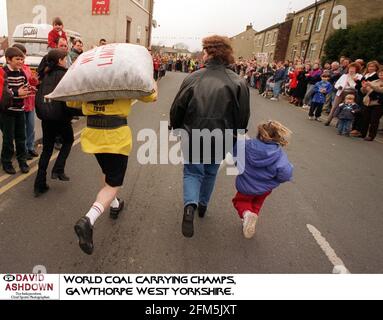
126, 17, 132, 43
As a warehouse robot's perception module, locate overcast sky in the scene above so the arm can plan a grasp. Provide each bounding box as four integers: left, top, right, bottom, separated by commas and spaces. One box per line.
151, 0, 314, 51
1, 0, 315, 50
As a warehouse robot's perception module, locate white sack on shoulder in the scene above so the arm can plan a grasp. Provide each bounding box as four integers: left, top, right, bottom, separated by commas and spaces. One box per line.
46, 43, 155, 102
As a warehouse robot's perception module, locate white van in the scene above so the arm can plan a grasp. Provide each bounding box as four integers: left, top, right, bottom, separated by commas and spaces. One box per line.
0, 23, 81, 72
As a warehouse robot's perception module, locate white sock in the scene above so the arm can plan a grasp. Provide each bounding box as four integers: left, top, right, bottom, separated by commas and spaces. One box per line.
85, 202, 105, 226
110, 197, 119, 209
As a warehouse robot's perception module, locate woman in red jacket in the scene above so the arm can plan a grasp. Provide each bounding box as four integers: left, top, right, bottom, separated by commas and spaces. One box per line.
288, 67, 298, 104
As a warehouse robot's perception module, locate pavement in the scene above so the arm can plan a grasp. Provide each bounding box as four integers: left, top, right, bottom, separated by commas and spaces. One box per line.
0, 71, 383, 274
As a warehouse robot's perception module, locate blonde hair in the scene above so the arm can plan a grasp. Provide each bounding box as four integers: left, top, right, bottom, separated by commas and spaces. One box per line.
366, 61, 380, 73
345, 94, 355, 101
257, 120, 292, 147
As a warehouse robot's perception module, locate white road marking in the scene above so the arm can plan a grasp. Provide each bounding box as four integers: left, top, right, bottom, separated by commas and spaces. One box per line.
307, 224, 351, 274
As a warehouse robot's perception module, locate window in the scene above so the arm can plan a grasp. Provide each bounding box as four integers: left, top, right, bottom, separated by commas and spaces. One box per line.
272, 31, 277, 45
315, 9, 325, 32
308, 43, 317, 61
306, 13, 314, 34
258, 35, 263, 46
265, 34, 270, 46
296, 17, 304, 35
137, 25, 142, 44
137, 0, 148, 9
291, 46, 297, 61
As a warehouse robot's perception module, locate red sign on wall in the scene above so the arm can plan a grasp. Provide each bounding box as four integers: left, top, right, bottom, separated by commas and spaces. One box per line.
92, 0, 110, 15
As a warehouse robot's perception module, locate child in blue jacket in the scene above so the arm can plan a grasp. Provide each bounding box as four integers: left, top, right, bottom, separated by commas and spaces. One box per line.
334, 94, 361, 136
233, 121, 294, 239
309, 71, 333, 121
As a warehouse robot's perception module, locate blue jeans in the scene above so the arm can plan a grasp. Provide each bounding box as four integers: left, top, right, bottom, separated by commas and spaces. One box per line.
183, 164, 220, 207
250, 74, 256, 88
25, 110, 36, 151
273, 80, 284, 98
338, 119, 353, 135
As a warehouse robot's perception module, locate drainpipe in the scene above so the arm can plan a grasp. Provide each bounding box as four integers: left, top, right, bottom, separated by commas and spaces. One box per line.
304, 0, 319, 62
319, 0, 336, 59
261, 30, 266, 55
148, 0, 154, 48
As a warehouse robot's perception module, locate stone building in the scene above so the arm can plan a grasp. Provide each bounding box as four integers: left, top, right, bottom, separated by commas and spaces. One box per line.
253, 15, 293, 63
286, 0, 383, 63
286, 0, 334, 63
230, 24, 257, 60
231, 0, 383, 63
254, 24, 279, 63
152, 46, 192, 59
274, 18, 294, 62
6, 0, 154, 49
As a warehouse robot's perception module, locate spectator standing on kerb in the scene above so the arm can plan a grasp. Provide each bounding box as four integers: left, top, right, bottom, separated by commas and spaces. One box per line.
334, 94, 361, 136
360, 68, 383, 142
270, 62, 286, 101
57, 38, 72, 69
303, 63, 322, 108
37, 37, 72, 81
1, 47, 31, 175
325, 62, 362, 126
12, 43, 39, 159
69, 39, 83, 64
308, 71, 333, 121
34, 49, 81, 197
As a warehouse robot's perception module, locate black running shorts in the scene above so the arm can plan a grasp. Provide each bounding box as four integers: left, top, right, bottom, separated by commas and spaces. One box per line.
95, 153, 129, 187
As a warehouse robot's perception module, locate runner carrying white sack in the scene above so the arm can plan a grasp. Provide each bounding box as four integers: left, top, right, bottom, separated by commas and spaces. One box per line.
46, 43, 155, 102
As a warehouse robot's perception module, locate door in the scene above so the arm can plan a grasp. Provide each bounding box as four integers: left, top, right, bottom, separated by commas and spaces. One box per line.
126, 18, 132, 43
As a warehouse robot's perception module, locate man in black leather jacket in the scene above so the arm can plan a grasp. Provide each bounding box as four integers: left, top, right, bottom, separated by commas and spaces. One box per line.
170, 35, 250, 238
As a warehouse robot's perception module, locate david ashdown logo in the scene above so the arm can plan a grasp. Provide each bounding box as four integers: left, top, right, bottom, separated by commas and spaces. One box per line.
3, 274, 15, 282
0, 274, 59, 300
5, 274, 54, 292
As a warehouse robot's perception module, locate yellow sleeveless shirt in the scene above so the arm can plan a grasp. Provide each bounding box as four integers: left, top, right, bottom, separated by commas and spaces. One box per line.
68, 92, 157, 156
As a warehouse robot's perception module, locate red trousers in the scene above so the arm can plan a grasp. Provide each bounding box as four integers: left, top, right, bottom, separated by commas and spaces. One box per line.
232, 191, 272, 219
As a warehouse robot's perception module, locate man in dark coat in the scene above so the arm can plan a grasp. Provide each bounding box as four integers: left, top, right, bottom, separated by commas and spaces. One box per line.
170, 35, 250, 238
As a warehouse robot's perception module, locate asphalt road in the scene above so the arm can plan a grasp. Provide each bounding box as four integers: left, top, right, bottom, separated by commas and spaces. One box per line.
0, 71, 382, 274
